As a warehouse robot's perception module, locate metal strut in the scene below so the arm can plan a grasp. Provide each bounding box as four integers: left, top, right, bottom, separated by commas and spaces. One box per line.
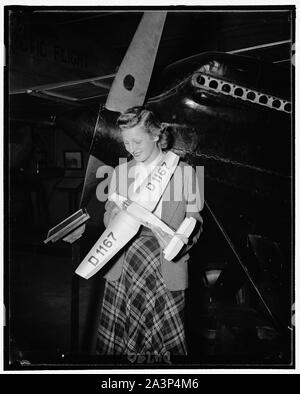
205, 200, 291, 334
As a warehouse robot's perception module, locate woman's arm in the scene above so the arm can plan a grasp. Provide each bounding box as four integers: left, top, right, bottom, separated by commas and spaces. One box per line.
103, 199, 121, 228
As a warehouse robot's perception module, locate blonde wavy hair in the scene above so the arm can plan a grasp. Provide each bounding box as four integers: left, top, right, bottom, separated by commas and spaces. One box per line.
117, 106, 173, 150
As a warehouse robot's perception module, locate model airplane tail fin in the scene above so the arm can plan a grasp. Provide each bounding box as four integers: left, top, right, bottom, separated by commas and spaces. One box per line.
163, 217, 196, 261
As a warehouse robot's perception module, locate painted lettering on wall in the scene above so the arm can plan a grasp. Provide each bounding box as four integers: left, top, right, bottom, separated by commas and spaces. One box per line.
13, 38, 88, 69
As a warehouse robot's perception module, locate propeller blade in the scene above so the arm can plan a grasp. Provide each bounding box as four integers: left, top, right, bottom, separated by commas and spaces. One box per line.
80, 12, 167, 209
106, 11, 167, 113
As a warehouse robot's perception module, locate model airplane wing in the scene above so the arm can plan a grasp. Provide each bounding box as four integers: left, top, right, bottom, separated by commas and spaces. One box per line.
75, 210, 140, 279
129, 151, 180, 211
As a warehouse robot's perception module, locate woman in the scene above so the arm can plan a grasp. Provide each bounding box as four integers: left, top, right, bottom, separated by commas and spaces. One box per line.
96, 106, 202, 358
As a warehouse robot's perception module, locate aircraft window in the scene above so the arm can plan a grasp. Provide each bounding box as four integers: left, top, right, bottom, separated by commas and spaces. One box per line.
193, 74, 291, 114
209, 80, 218, 89
272, 99, 281, 109
221, 84, 231, 93
247, 91, 256, 100
234, 88, 243, 97
259, 95, 268, 104
197, 75, 206, 85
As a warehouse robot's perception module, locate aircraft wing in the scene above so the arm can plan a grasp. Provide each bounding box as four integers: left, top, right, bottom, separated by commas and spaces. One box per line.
75, 210, 140, 279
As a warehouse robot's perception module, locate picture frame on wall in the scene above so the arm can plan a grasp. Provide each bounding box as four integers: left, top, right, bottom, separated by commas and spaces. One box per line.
63, 151, 83, 170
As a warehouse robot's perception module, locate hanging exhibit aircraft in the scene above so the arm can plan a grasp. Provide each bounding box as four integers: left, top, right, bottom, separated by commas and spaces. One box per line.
7, 8, 294, 364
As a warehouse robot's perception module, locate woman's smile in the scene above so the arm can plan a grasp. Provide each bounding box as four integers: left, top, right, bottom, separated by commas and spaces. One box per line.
122, 125, 160, 165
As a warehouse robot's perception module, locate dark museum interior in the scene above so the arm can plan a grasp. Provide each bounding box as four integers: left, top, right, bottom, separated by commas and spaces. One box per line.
6, 7, 294, 369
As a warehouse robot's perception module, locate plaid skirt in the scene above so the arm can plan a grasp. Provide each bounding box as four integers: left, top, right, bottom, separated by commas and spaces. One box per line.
96, 229, 187, 356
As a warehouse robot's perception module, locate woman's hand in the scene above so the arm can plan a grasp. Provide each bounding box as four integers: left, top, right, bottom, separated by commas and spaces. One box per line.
151, 226, 171, 249
109, 206, 121, 223
63, 224, 86, 243
103, 201, 121, 227
122, 199, 131, 210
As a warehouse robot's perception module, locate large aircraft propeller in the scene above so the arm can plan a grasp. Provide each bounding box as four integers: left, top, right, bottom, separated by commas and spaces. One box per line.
79, 12, 167, 210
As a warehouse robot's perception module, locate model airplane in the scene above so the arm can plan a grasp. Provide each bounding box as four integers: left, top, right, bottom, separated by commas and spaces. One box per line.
75, 150, 196, 279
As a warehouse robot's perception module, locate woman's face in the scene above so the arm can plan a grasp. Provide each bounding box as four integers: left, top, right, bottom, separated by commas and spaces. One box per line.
121, 125, 160, 165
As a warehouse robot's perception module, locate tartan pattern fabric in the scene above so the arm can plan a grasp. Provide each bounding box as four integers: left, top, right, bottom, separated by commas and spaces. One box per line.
96, 230, 187, 356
